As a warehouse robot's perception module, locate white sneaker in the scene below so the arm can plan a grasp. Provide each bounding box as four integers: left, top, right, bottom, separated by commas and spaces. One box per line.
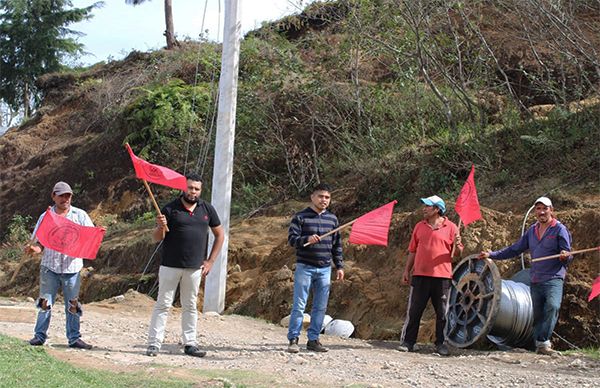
536, 346, 558, 356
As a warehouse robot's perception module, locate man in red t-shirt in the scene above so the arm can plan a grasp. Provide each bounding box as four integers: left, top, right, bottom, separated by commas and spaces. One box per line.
398, 195, 462, 356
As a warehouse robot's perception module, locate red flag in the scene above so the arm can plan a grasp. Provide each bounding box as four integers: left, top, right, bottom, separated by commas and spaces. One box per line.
125, 144, 188, 191
349, 201, 397, 246
455, 164, 482, 226
589, 276, 600, 302
36, 209, 105, 260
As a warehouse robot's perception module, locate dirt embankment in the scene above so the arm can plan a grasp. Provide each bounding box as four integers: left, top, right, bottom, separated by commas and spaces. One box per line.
3, 199, 599, 351
223, 202, 600, 349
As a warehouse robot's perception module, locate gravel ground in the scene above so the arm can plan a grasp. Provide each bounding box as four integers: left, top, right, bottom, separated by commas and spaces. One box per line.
0, 293, 598, 387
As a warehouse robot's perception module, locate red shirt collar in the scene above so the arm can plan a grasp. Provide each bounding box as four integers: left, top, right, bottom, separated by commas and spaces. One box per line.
534, 218, 557, 239
421, 216, 448, 230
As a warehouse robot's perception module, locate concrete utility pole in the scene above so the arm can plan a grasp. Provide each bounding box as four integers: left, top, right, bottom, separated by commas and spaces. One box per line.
204, 0, 242, 313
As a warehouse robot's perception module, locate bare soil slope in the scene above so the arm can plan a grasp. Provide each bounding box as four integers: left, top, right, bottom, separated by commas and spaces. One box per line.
2, 201, 598, 351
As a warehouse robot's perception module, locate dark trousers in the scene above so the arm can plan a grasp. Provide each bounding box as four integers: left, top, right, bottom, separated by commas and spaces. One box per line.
401, 276, 451, 346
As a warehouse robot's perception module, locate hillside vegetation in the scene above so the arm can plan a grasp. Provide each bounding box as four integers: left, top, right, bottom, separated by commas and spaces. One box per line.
0, 0, 598, 349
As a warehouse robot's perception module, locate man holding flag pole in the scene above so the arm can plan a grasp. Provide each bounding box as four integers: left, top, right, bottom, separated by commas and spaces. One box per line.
286, 183, 344, 353
398, 194, 463, 356
145, 173, 225, 358
124, 144, 225, 357
479, 196, 573, 355
285, 186, 396, 353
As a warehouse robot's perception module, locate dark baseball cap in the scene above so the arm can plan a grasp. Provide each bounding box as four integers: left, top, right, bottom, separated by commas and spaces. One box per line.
52, 181, 73, 196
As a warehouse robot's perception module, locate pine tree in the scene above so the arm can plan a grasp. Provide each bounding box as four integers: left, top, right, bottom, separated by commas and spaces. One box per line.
0, 0, 101, 119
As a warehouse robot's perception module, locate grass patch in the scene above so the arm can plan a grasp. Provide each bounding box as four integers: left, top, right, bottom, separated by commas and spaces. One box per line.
563, 347, 600, 360
194, 368, 280, 387
0, 334, 192, 387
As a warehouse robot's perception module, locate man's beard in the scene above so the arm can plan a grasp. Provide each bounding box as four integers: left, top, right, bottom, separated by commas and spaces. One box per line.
182, 195, 197, 205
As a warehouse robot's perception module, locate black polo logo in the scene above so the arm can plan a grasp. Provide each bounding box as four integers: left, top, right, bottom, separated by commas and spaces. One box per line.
48, 225, 80, 249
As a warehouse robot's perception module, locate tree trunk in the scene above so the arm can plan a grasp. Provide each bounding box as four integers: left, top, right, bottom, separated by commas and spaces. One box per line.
164, 0, 176, 49
23, 82, 30, 120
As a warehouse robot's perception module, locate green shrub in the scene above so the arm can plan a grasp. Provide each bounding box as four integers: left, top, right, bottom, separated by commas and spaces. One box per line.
124, 79, 211, 161
134, 211, 157, 227
5, 215, 32, 245
1, 214, 33, 261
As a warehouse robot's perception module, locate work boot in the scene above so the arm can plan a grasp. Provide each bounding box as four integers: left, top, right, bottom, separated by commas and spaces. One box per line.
29, 337, 44, 346
397, 342, 415, 352
69, 339, 93, 350
307, 339, 328, 352
184, 345, 207, 358
287, 337, 299, 354
435, 343, 450, 356
146, 345, 159, 357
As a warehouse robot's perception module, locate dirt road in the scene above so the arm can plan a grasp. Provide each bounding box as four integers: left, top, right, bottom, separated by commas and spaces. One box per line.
1, 291, 598, 387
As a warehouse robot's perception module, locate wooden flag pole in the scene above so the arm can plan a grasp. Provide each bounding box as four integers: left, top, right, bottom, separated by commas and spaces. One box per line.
303, 219, 357, 247
142, 179, 169, 232
9, 238, 37, 284
531, 246, 600, 263
450, 219, 462, 258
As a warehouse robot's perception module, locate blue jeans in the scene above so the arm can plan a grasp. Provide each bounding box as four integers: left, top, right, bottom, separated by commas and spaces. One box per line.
287, 263, 331, 341
530, 278, 563, 348
33, 266, 82, 345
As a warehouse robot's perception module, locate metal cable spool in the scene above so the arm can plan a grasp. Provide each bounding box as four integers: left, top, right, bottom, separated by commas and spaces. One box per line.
445, 254, 534, 349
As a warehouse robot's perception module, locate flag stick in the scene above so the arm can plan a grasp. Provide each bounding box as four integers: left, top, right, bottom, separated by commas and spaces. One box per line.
9, 238, 37, 284
303, 219, 357, 247
531, 246, 600, 262
450, 219, 462, 258
142, 179, 169, 232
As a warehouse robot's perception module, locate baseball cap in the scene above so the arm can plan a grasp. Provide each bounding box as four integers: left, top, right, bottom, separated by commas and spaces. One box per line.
52, 181, 73, 196
421, 195, 446, 215
534, 196, 553, 208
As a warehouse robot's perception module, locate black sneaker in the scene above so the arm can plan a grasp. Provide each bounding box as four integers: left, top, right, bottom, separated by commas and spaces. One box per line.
69, 339, 93, 350
287, 337, 300, 353
184, 345, 207, 358
307, 339, 328, 352
146, 345, 159, 357
29, 337, 44, 346
435, 343, 450, 356
397, 342, 415, 352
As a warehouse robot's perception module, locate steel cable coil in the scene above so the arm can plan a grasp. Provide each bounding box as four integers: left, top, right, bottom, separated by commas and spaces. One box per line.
445, 255, 534, 349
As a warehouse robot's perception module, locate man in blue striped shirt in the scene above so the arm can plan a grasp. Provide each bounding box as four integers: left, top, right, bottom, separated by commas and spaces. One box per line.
287, 183, 344, 353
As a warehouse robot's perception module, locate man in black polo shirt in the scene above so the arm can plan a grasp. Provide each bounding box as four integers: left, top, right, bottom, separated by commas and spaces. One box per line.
145, 173, 224, 358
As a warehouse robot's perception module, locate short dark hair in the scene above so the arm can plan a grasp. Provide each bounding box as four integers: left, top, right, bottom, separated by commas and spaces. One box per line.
186, 173, 203, 183
312, 183, 332, 193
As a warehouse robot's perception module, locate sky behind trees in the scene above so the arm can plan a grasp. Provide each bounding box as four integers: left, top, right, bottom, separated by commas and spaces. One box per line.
71, 0, 310, 65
